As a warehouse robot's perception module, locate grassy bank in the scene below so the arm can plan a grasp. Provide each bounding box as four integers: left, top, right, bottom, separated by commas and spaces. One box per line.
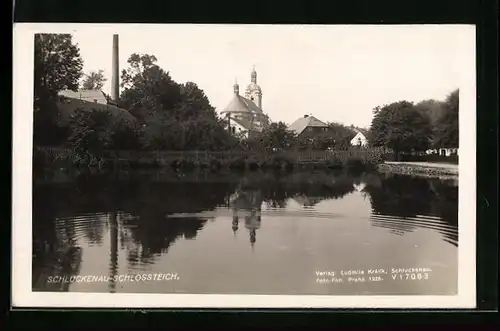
377, 162, 458, 180
34, 147, 387, 174
397, 153, 458, 165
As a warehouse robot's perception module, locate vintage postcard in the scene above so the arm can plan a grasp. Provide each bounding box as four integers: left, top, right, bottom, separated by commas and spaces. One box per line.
12, 23, 476, 308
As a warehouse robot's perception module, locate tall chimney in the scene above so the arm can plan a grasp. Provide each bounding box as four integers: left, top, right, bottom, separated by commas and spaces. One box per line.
111, 34, 119, 101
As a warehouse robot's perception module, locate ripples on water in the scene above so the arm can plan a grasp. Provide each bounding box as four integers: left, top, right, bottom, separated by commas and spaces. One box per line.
32, 170, 458, 295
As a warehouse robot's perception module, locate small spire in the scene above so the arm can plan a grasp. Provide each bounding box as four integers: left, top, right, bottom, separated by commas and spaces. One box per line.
251, 66, 257, 83
233, 78, 239, 95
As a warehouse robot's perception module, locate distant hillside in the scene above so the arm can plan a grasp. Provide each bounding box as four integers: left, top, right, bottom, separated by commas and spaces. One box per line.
56, 97, 137, 127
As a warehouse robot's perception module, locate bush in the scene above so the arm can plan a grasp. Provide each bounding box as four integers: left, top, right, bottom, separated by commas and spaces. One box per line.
261, 154, 294, 170
228, 157, 247, 170
345, 157, 366, 174
325, 157, 343, 170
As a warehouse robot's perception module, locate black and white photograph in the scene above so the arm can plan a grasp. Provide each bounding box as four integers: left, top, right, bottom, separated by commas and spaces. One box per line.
12, 24, 476, 308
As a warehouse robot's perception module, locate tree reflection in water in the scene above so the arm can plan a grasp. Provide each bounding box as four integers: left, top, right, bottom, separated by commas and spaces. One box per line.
32, 169, 459, 291
363, 173, 458, 246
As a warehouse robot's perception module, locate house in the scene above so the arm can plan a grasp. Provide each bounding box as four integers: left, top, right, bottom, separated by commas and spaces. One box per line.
350, 128, 369, 147
287, 114, 329, 138
426, 148, 459, 156
58, 89, 109, 105
221, 68, 270, 138
227, 117, 252, 139
56, 89, 136, 126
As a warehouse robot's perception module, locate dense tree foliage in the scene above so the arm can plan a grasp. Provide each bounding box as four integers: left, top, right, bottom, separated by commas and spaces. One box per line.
81, 70, 107, 90
414, 99, 446, 127
118, 53, 238, 151
433, 89, 459, 148
245, 122, 297, 152
67, 108, 114, 158
34, 34, 84, 146
369, 101, 432, 154
372, 89, 459, 152
242, 121, 358, 152
67, 108, 140, 159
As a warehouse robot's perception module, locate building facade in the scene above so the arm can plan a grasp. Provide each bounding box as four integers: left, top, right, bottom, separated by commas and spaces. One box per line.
288, 114, 329, 138
350, 130, 368, 147
221, 67, 269, 138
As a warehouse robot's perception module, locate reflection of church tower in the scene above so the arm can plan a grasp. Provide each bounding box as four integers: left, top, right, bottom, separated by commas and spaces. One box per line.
244, 210, 261, 249
109, 211, 118, 293
232, 215, 239, 235
229, 188, 263, 249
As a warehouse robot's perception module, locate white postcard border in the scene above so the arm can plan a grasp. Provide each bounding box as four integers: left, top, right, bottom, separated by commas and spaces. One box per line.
12, 23, 476, 309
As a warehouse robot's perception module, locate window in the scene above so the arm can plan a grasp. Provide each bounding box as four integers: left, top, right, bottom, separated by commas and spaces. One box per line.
308, 127, 313, 132
94, 99, 98, 103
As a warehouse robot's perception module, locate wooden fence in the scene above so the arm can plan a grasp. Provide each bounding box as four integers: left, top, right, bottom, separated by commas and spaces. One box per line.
35, 146, 392, 165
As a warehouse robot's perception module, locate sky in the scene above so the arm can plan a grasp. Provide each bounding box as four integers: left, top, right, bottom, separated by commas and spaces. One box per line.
72, 25, 474, 128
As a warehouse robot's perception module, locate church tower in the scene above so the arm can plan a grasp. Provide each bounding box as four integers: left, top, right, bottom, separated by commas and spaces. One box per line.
245, 66, 262, 110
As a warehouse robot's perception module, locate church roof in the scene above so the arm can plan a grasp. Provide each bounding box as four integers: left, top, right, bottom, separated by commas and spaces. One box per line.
288, 115, 328, 135
222, 94, 263, 114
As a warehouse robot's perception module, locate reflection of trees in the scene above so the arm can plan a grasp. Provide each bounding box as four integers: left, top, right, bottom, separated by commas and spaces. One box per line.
364, 173, 458, 246
108, 212, 118, 293
239, 171, 356, 209
229, 171, 357, 248
32, 186, 82, 291
33, 169, 362, 275
365, 174, 434, 217
122, 216, 208, 263
35, 172, 237, 268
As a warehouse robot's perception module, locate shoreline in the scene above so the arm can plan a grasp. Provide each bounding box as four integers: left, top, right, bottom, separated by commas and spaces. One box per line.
377, 161, 458, 180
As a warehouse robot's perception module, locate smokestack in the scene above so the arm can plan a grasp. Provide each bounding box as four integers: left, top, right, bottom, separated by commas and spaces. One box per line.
111, 34, 119, 102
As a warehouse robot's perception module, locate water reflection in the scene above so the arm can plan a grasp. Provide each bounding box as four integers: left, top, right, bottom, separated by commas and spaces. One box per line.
32, 170, 458, 295
363, 174, 458, 246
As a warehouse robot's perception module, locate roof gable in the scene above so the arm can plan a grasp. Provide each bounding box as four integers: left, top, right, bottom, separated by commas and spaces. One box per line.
351, 132, 367, 140
222, 95, 262, 114
57, 96, 137, 126
59, 89, 108, 103
288, 115, 328, 134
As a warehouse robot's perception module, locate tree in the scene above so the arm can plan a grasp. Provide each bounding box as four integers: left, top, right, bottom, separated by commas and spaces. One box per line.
81, 69, 107, 90
67, 108, 114, 159
246, 122, 297, 152
67, 107, 140, 159
34, 33, 83, 99
434, 89, 459, 148
326, 122, 357, 149
414, 99, 446, 127
119, 53, 236, 151
120, 53, 159, 89
34, 33, 83, 145
369, 101, 432, 155
119, 53, 181, 122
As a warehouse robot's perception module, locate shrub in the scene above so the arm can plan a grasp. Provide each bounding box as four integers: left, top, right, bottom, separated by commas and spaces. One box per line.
325, 157, 343, 170
228, 156, 247, 170
345, 157, 367, 174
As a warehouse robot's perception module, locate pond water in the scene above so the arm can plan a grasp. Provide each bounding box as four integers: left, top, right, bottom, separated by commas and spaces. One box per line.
32, 169, 458, 295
